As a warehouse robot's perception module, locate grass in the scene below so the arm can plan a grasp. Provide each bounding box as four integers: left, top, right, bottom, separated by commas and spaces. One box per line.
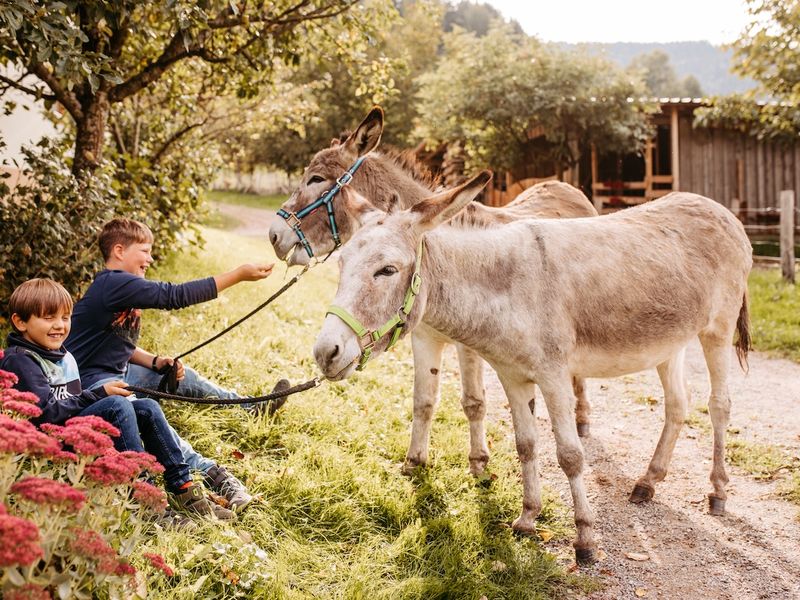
135, 227, 591, 598
205, 190, 288, 211
748, 267, 800, 362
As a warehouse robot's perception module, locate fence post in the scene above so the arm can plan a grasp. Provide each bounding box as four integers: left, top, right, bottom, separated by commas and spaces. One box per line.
780, 190, 795, 284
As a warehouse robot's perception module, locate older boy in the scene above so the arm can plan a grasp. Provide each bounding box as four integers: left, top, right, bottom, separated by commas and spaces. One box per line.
65, 217, 273, 512
1, 278, 233, 523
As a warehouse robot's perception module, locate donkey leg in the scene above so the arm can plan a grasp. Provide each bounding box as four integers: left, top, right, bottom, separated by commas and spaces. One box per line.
539, 372, 597, 564
495, 373, 541, 535
630, 347, 689, 504
403, 328, 446, 475
455, 343, 490, 475
699, 332, 733, 516
573, 376, 591, 437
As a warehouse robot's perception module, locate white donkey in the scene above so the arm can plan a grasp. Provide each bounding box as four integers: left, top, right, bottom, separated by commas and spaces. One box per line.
313, 172, 752, 564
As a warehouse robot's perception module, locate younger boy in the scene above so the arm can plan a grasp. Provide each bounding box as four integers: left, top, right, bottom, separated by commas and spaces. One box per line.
65, 217, 277, 511
1, 278, 233, 522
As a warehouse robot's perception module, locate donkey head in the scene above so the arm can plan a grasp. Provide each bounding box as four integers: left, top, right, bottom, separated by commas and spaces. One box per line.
313, 171, 492, 380
269, 107, 384, 265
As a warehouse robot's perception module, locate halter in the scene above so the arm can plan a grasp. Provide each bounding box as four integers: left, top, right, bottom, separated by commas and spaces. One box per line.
326, 238, 424, 371
277, 156, 367, 258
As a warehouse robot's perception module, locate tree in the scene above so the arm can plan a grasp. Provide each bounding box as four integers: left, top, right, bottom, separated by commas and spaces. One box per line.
694, 0, 800, 140
0, 1, 386, 179
442, 1, 524, 36
627, 50, 704, 98
416, 24, 654, 176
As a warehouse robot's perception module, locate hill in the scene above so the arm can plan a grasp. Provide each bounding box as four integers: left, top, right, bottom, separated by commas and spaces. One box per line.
559, 41, 755, 96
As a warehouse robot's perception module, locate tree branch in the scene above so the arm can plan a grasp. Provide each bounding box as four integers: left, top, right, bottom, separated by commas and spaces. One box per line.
27, 63, 83, 121
151, 120, 207, 164
0, 73, 56, 101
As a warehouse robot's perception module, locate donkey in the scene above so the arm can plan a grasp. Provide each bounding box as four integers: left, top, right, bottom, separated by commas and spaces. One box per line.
312, 172, 752, 564
269, 108, 597, 478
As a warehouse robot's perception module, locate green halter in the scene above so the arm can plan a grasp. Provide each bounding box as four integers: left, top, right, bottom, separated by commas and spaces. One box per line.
326, 238, 424, 371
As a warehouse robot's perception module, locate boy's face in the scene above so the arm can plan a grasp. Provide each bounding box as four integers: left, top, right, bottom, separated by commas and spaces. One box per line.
12, 309, 71, 351
116, 242, 154, 277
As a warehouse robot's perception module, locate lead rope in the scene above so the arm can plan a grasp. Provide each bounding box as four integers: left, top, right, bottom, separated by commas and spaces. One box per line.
156, 250, 334, 394
128, 378, 322, 406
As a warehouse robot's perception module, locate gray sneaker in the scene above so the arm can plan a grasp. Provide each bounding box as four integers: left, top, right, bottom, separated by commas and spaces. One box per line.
170, 482, 236, 521
252, 378, 291, 416
204, 465, 253, 512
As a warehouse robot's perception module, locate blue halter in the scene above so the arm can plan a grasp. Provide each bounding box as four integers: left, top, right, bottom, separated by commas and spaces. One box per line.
277, 156, 367, 258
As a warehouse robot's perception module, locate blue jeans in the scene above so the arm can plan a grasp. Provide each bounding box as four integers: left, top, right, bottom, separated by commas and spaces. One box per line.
91, 363, 241, 473
79, 396, 191, 492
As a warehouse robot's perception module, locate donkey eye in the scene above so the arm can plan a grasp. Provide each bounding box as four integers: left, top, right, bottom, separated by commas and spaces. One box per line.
374, 265, 398, 278
307, 175, 325, 185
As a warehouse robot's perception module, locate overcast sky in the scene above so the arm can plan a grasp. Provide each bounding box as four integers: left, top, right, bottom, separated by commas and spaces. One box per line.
482, 0, 752, 45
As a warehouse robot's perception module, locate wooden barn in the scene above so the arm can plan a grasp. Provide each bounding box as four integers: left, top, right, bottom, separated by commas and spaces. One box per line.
421, 99, 800, 235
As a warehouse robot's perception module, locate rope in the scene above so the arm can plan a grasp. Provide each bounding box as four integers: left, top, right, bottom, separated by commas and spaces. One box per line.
128, 378, 321, 406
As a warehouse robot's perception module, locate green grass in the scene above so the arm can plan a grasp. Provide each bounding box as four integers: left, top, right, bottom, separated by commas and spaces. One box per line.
749, 267, 800, 362
206, 189, 288, 210
136, 227, 591, 598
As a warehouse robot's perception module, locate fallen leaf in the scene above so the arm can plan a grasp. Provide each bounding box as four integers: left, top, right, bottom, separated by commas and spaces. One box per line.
635, 588, 648, 597
221, 565, 240, 585
538, 529, 554, 542
625, 552, 650, 561
231, 449, 245, 460
491, 560, 507, 572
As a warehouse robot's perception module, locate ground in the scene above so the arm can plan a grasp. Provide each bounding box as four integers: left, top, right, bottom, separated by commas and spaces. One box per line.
217, 200, 800, 599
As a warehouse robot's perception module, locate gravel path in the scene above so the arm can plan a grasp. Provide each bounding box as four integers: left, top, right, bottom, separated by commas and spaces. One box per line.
213, 202, 278, 237
481, 340, 800, 600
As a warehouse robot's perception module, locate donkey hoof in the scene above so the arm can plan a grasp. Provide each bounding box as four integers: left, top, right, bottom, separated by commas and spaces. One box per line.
629, 483, 655, 504
576, 422, 590, 437
575, 547, 598, 565
401, 459, 424, 477
708, 495, 726, 516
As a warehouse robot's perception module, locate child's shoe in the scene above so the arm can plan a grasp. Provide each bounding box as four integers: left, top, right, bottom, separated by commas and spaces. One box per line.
252, 378, 291, 416
204, 465, 253, 512
171, 482, 235, 520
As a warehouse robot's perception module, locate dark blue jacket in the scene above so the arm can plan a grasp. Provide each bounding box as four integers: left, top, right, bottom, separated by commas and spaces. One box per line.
1, 333, 108, 425
65, 269, 217, 388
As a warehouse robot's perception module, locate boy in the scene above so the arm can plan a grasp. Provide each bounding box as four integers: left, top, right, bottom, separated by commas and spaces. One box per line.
1, 278, 233, 522
65, 217, 277, 512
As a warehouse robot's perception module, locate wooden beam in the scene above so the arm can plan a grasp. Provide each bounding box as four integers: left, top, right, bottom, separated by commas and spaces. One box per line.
781, 190, 795, 283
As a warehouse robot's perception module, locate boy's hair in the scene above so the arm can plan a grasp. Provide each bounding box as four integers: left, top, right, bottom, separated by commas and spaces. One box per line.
9, 279, 73, 331
98, 218, 154, 261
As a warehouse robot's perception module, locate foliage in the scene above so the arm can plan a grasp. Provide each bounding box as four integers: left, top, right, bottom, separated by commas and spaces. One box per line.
205, 190, 288, 211
442, 1, 524, 36
104, 226, 591, 598
626, 50, 704, 98
0, 356, 173, 598
695, 0, 800, 140
416, 24, 655, 173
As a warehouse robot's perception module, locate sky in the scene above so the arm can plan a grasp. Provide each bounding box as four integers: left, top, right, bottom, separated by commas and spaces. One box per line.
482, 0, 752, 45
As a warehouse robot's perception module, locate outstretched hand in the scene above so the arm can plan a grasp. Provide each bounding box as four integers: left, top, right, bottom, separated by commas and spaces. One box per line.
236, 263, 274, 282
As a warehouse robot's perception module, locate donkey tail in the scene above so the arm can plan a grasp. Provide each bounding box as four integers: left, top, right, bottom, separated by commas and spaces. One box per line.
735, 292, 752, 372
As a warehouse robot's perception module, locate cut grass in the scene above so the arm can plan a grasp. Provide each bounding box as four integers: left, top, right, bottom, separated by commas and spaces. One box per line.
748, 267, 800, 362
206, 189, 288, 211
137, 227, 592, 598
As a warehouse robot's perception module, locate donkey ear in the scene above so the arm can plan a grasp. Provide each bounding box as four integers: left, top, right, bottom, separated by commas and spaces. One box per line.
330, 138, 342, 147
341, 188, 385, 226
342, 106, 384, 158
386, 191, 401, 214
410, 171, 492, 232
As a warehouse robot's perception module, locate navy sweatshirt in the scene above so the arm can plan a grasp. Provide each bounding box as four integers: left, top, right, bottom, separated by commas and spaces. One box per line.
65, 269, 217, 389
1, 333, 108, 425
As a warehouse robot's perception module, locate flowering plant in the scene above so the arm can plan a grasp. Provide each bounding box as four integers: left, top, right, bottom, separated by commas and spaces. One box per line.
0, 356, 174, 598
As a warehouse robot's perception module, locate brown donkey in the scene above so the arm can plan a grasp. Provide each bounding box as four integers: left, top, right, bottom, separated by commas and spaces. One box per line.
313, 172, 752, 564
269, 108, 597, 477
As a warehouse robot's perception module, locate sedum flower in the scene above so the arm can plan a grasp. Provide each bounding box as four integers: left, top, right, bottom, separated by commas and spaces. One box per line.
0, 415, 61, 456
120, 450, 164, 475
132, 480, 167, 512
0, 509, 44, 567
84, 452, 141, 486
42, 422, 114, 456
2, 400, 43, 419
10, 477, 87, 512
64, 415, 121, 437
143, 552, 175, 577
4, 583, 52, 600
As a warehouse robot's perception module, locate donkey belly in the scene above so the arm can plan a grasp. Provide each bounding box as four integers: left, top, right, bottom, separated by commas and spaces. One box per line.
569, 336, 694, 379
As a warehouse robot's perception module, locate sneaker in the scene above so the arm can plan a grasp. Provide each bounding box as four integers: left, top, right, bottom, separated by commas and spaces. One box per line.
170, 482, 236, 521
252, 378, 291, 416
153, 507, 197, 530
204, 465, 253, 512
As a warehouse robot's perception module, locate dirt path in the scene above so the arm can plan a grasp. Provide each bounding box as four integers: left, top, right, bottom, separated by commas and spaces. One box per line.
213, 202, 278, 237
480, 340, 800, 599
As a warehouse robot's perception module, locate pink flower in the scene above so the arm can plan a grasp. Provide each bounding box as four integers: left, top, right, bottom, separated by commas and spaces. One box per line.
10, 477, 87, 512
0, 369, 19, 389
43, 422, 114, 456
0, 415, 61, 456
84, 452, 141, 486
0, 512, 44, 567
49, 449, 78, 463
69, 527, 115, 559
120, 450, 165, 475
4, 583, 52, 600
132, 481, 167, 512
64, 415, 121, 437
0, 388, 39, 404
143, 552, 175, 576
2, 400, 43, 419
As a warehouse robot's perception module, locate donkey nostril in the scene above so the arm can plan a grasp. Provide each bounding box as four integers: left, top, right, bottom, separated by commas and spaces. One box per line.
329, 345, 340, 361
270, 231, 278, 245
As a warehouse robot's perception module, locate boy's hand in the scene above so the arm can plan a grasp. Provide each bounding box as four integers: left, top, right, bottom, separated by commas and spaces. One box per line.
104, 381, 131, 397
236, 263, 274, 282
155, 356, 185, 381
